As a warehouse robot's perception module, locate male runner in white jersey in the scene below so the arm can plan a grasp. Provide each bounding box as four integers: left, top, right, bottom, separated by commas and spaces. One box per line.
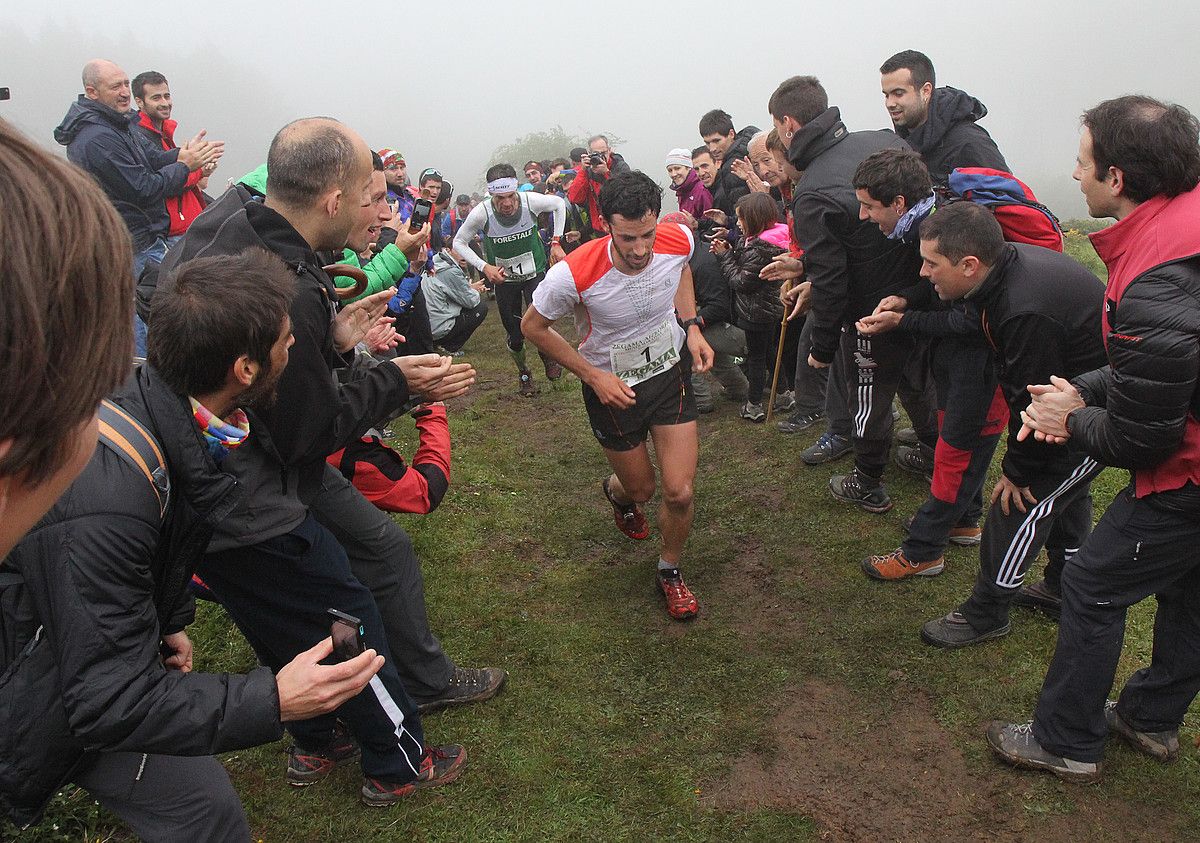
453, 163, 567, 396
521, 171, 715, 620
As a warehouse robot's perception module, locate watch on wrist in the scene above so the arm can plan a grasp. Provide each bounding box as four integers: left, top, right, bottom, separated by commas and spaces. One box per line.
681, 316, 703, 330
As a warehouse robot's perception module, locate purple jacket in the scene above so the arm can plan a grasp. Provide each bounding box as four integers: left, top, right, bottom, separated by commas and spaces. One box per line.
671, 169, 713, 218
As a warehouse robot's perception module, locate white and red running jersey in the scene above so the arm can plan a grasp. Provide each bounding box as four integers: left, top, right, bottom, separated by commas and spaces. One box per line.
532, 222, 695, 381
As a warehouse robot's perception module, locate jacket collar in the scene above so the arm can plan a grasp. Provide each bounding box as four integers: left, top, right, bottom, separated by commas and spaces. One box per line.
786, 107, 847, 171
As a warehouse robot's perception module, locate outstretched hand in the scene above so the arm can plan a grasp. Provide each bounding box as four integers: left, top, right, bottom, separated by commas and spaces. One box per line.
332, 287, 395, 353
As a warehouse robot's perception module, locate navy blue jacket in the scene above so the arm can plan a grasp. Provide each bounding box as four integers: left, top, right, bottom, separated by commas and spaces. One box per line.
54, 96, 189, 250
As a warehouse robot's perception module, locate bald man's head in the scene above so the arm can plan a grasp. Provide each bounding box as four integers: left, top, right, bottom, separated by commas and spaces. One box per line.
82, 59, 131, 113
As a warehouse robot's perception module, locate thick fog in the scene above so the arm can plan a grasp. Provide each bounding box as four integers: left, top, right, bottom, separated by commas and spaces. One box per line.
3, 0, 1198, 219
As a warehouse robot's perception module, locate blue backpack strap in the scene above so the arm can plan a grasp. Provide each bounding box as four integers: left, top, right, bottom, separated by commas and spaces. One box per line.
97, 399, 170, 521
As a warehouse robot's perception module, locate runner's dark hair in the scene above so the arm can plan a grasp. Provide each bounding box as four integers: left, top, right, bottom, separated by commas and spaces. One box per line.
599, 171, 662, 222
486, 163, 517, 182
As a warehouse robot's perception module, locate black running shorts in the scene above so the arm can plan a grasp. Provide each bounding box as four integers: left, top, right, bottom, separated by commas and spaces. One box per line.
581, 351, 697, 452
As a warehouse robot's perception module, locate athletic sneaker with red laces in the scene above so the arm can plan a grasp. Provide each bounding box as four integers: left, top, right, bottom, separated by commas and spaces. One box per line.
861, 548, 945, 581
286, 721, 361, 786
657, 567, 699, 620
603, 476, 649, 540
360, 744, 467, 806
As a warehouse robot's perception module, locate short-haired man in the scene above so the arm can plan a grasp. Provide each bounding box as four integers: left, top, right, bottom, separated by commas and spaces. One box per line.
698, 108, 761, 217
666, 147, 713, 218
523, 172, 716, 621
854, 148, 1008, 580
691, 145, 720, 198
768, 74, 937, 511
452, 162, 567, 396
380, 147, 416, 220
158, 119, 497, 791
132, 70, 213, 243
989, 96, 1200, 783
55, 59, 223, 355
1, 251, 414, 837
566, 134, 631, 235
910, 202, 1106, 649
879, 49, 1008, 184
521, 160, 545, 192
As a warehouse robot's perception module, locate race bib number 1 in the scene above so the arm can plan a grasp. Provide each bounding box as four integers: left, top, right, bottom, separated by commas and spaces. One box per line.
610, 321, 680, 387
497, 251, 537, 280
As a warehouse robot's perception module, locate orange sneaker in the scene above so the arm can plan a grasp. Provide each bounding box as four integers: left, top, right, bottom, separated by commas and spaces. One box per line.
861, 548, 945, 581
657, 567, 699, 620
603, 476, 649, 540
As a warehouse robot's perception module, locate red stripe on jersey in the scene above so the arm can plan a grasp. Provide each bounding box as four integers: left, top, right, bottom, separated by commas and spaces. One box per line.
565, 237, 614, 295
653, 222, 692, 256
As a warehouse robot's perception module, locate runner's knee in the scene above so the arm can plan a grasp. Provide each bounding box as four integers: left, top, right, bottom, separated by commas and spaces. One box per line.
661, 480, 693, 511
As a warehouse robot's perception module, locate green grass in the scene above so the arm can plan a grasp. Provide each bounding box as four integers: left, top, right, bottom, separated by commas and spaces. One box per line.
15, 284, 1200, 841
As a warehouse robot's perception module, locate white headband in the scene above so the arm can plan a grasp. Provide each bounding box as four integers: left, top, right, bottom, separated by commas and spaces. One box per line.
487, 177, 519, 195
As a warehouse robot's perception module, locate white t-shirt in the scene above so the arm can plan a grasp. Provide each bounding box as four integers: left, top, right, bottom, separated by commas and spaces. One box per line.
531, 222, 695, 384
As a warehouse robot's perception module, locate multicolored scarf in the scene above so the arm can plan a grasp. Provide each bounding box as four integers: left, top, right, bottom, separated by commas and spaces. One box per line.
189, 398, 249, 463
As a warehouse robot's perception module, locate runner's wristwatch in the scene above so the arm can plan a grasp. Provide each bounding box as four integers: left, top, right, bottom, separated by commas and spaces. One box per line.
681, 316, 704, 330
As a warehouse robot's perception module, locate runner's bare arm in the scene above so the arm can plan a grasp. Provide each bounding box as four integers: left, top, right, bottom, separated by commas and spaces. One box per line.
521, 305, 636, 408
674, 263, 714, 373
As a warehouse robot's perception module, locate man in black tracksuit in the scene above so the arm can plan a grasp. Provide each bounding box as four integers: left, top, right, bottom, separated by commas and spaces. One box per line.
914, 203, 1107, 648
768, 75, 937, 513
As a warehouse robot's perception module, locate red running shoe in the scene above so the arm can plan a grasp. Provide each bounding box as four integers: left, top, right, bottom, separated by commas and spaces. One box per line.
657, 567, 699, 621
360, 744, 467, 806
603, 476, 649, 540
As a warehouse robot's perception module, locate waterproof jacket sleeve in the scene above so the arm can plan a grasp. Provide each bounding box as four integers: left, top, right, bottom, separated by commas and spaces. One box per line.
791, 192, 851, 363
15, 453, 283, 756
339, 244, 409, 302
1067, 270, 1200, 469
82, 131, 190, 207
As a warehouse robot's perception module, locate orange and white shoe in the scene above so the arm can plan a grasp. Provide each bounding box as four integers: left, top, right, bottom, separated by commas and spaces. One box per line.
861, 548, 945, 581
657, 567, 699, 620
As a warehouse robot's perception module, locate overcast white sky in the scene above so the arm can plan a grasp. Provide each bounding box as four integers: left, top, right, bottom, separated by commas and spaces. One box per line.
3, 0, 1198, 217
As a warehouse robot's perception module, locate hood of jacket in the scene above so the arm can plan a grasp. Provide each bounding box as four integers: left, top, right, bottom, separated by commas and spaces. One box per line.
718, 125, 760, 171
897, 86, 988, 156
54, 95, 133, 146
239, 163, 269, 196
757, 222, 793, 250
786, 107, 848, 172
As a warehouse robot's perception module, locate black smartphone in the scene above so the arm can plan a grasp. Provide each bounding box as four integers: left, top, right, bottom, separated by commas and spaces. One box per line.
409, 198, 433, 232
327, 608, 365, 662
0, 88, 9, 101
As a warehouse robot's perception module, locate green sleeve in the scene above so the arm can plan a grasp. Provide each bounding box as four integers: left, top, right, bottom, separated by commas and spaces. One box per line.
335, 245, 411, 302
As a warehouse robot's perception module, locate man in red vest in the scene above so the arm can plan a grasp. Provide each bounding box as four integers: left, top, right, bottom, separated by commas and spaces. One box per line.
990, 95, 1200, 782
133, 71, 214, 243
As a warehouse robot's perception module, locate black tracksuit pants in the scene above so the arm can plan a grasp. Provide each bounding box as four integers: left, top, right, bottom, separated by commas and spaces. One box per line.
1034, 487, 1200, 762
958, 453, 1100, 632
904, 338, 1007, 561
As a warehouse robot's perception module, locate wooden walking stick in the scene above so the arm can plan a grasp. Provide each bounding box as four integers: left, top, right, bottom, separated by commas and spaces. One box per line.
766, 280, 792, 425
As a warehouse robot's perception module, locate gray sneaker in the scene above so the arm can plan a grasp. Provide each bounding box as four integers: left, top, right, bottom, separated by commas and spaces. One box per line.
895, 426, 919, 446
921, 611, 1010, 648
773, 390, 795, 413
801, 432, 852, 465
1012, 579, 1062, 619
1105, 700, 1179, 762
414, 667, 508, 714
986, 721, 1102, 783
777, 409, 825, 434
739, 401, 765, 422
894, 444, 933, 482
829, 469, 893, 514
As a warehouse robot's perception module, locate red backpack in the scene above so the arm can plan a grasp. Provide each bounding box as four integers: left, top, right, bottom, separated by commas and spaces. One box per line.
946, 168, 1064, 252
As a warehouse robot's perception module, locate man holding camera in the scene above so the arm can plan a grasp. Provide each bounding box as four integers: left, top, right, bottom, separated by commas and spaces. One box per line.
567, 134, 631, 236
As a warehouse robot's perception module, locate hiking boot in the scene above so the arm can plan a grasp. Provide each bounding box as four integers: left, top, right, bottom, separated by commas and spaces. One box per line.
801, 432, 852, 465
360, 744, 467, 806
657, 567, 699, 621
518, 370, 536, 397
1013, 578, 1062, 619
604, 476, 649, 540
286, 722, 361, 787
861, 548, 944, 581
739, 401, 765, 422
829, 469, 893, 514
773, 390, 795, 413
896, 426, 919, 446
1105, 700, 1179, 762
921, 611, 1010, 648
902, 515, 981, 546
777, 409, 824, 434
414, 667, 508, 714
986, 721, 1102, 783
894, 444, 933, 482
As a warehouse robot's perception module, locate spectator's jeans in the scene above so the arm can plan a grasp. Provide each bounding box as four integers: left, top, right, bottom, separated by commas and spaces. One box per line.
132, 238, 168, 357
691, 321, 748, 411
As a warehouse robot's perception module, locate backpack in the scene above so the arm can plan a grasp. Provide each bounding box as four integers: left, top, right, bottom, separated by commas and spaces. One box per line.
945, 168, 1064, 252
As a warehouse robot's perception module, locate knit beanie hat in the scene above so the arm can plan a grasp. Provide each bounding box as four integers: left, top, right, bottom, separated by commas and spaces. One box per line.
665, 148, 693, 169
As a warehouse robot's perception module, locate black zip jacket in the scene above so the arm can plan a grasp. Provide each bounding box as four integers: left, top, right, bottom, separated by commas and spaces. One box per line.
895, 86, 1009, 185
0, 366, 282, 826
717, 238, 786, 327
154, 187, 411, 550
973, 244, 1107, 485
690, 247, 735, 326
786, 107, 922, 363
710, 125, 760, 217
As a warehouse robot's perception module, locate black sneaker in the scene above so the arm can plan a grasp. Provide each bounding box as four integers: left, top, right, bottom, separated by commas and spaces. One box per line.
895, 426, 919, 446
921, 611, 1010, 648
360, 744, 467, 806
739, 401, 765, 422
286, 722, 361, 786
777, 409, 824, 434
986, 721, 1102, 783
414, 666, 508, 714
801, 432, 852, 465
1012, 579, 1062, 619
829, 469, 893, 514
1105, 700, 1180, 762
894, 444, 933, 482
